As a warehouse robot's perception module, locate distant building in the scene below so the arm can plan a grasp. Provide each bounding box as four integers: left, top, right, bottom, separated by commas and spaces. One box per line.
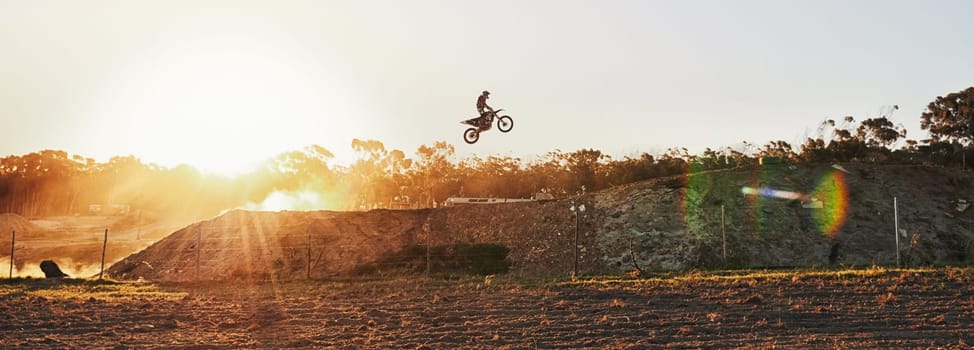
390, 195, 411, 209
88, 203, 130, 215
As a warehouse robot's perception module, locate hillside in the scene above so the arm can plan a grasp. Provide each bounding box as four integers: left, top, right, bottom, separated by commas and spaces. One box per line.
108, 163, 974, 280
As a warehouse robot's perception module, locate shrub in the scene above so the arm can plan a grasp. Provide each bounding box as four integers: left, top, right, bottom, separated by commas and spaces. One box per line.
355, 243, 511, 276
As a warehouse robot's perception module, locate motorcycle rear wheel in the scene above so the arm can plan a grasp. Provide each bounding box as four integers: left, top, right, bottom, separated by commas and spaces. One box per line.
498, 116, 513, 132
463, 128, 480, 144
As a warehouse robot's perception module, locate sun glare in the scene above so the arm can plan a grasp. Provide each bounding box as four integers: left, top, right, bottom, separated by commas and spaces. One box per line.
244, 190, 331, 211
189, 155, 266, 177
87, 34, 360, 177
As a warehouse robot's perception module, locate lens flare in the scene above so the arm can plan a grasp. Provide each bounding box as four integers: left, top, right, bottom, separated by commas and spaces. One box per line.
736, 169, 849, 238
740, 186, 809, 201
809, 170, 848, 238
681, 163, 715, 238
682, 164, 850, 240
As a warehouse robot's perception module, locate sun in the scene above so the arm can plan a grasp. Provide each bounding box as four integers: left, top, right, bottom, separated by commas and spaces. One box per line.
86, 38, 360, 176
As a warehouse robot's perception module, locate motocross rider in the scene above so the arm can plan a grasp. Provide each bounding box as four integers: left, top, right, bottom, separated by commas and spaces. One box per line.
476, 90, 494, 125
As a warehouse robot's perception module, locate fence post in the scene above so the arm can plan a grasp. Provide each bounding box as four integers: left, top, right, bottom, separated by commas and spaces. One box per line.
99, 229, 108, 279
307, 225, 312, 280
196, 224, 202, 280
569, 203, 586, 280
9, 230, 14, 279
424, 219, 431, 277
721, 205, 727, 263
894, 197, 900, 268
573, 211, 579, 279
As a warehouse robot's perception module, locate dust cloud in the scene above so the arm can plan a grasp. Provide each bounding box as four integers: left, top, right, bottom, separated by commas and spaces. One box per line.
1, 257, 102, 278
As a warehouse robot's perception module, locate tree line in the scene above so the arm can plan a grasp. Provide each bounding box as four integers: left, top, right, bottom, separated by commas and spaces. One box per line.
2, 86, 972, 218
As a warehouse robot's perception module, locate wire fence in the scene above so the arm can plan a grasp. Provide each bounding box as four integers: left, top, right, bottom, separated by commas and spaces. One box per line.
4, 228, 115, 279
3, 221, 568, 281
3, 201, 923, 281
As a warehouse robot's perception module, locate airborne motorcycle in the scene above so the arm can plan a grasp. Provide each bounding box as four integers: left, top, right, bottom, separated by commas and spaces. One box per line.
460, 109, 513, 144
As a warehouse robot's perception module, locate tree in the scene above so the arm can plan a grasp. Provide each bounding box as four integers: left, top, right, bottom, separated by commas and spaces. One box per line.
271, 144, 336, 189
759, 140, 797, 162
799, 137, 830, 163
694, 148, 738, 171
833, 116, 857, 142
857, 116, 907, 148
564, 149, 610, 194
524, 151, 573, 198
921, 87, 974, 146
413, 141, 456, 207
656, 147, 690, 176
349, 139, 412, 209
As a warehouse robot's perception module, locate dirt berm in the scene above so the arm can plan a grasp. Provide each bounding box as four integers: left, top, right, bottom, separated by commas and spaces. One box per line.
109, 163, 974, 281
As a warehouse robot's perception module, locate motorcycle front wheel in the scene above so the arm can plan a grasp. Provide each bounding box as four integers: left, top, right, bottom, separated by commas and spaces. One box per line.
497, 116, 513, 132
463, 128, 480, 144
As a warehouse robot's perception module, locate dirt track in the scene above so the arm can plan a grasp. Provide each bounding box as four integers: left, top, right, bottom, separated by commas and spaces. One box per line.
101, 163, 974, 283
2, 268, 972, 349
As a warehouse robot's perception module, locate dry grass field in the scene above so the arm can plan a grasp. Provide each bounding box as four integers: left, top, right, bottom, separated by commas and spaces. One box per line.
2, 267, 973, 349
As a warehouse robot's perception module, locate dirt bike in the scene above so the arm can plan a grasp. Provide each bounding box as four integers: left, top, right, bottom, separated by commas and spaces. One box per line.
460, 109, 513, 144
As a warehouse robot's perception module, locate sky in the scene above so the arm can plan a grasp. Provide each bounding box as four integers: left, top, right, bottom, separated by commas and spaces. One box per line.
2, 0, 973, 175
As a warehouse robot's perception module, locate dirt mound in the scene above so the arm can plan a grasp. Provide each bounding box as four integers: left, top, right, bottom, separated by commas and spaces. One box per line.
110, 163, 974, 281
0, 213, 43, 233
109, 210, 430, 280
109, 201, 584, 281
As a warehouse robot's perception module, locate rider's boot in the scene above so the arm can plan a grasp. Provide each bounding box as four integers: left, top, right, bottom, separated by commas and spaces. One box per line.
478, 113, 489, 128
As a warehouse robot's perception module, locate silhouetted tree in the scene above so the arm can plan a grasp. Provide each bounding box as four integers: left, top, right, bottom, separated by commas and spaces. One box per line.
565, 149, 609, 193
349, 139, 412, 209
921, 87, 974, 146
857, 116, 907, 148
413, 141, 457, 207
921, 87, 974, 167
523, 151, 572, 198
799, 137, 830, 163
759, 140, 797, 162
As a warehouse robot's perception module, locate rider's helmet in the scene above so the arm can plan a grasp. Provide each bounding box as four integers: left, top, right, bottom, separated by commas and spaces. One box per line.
482, 90, 490, 96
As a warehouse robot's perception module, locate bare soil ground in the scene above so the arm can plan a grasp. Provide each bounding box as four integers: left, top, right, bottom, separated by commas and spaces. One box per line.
2, 267, 973, 349
1, 214, 187, 278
